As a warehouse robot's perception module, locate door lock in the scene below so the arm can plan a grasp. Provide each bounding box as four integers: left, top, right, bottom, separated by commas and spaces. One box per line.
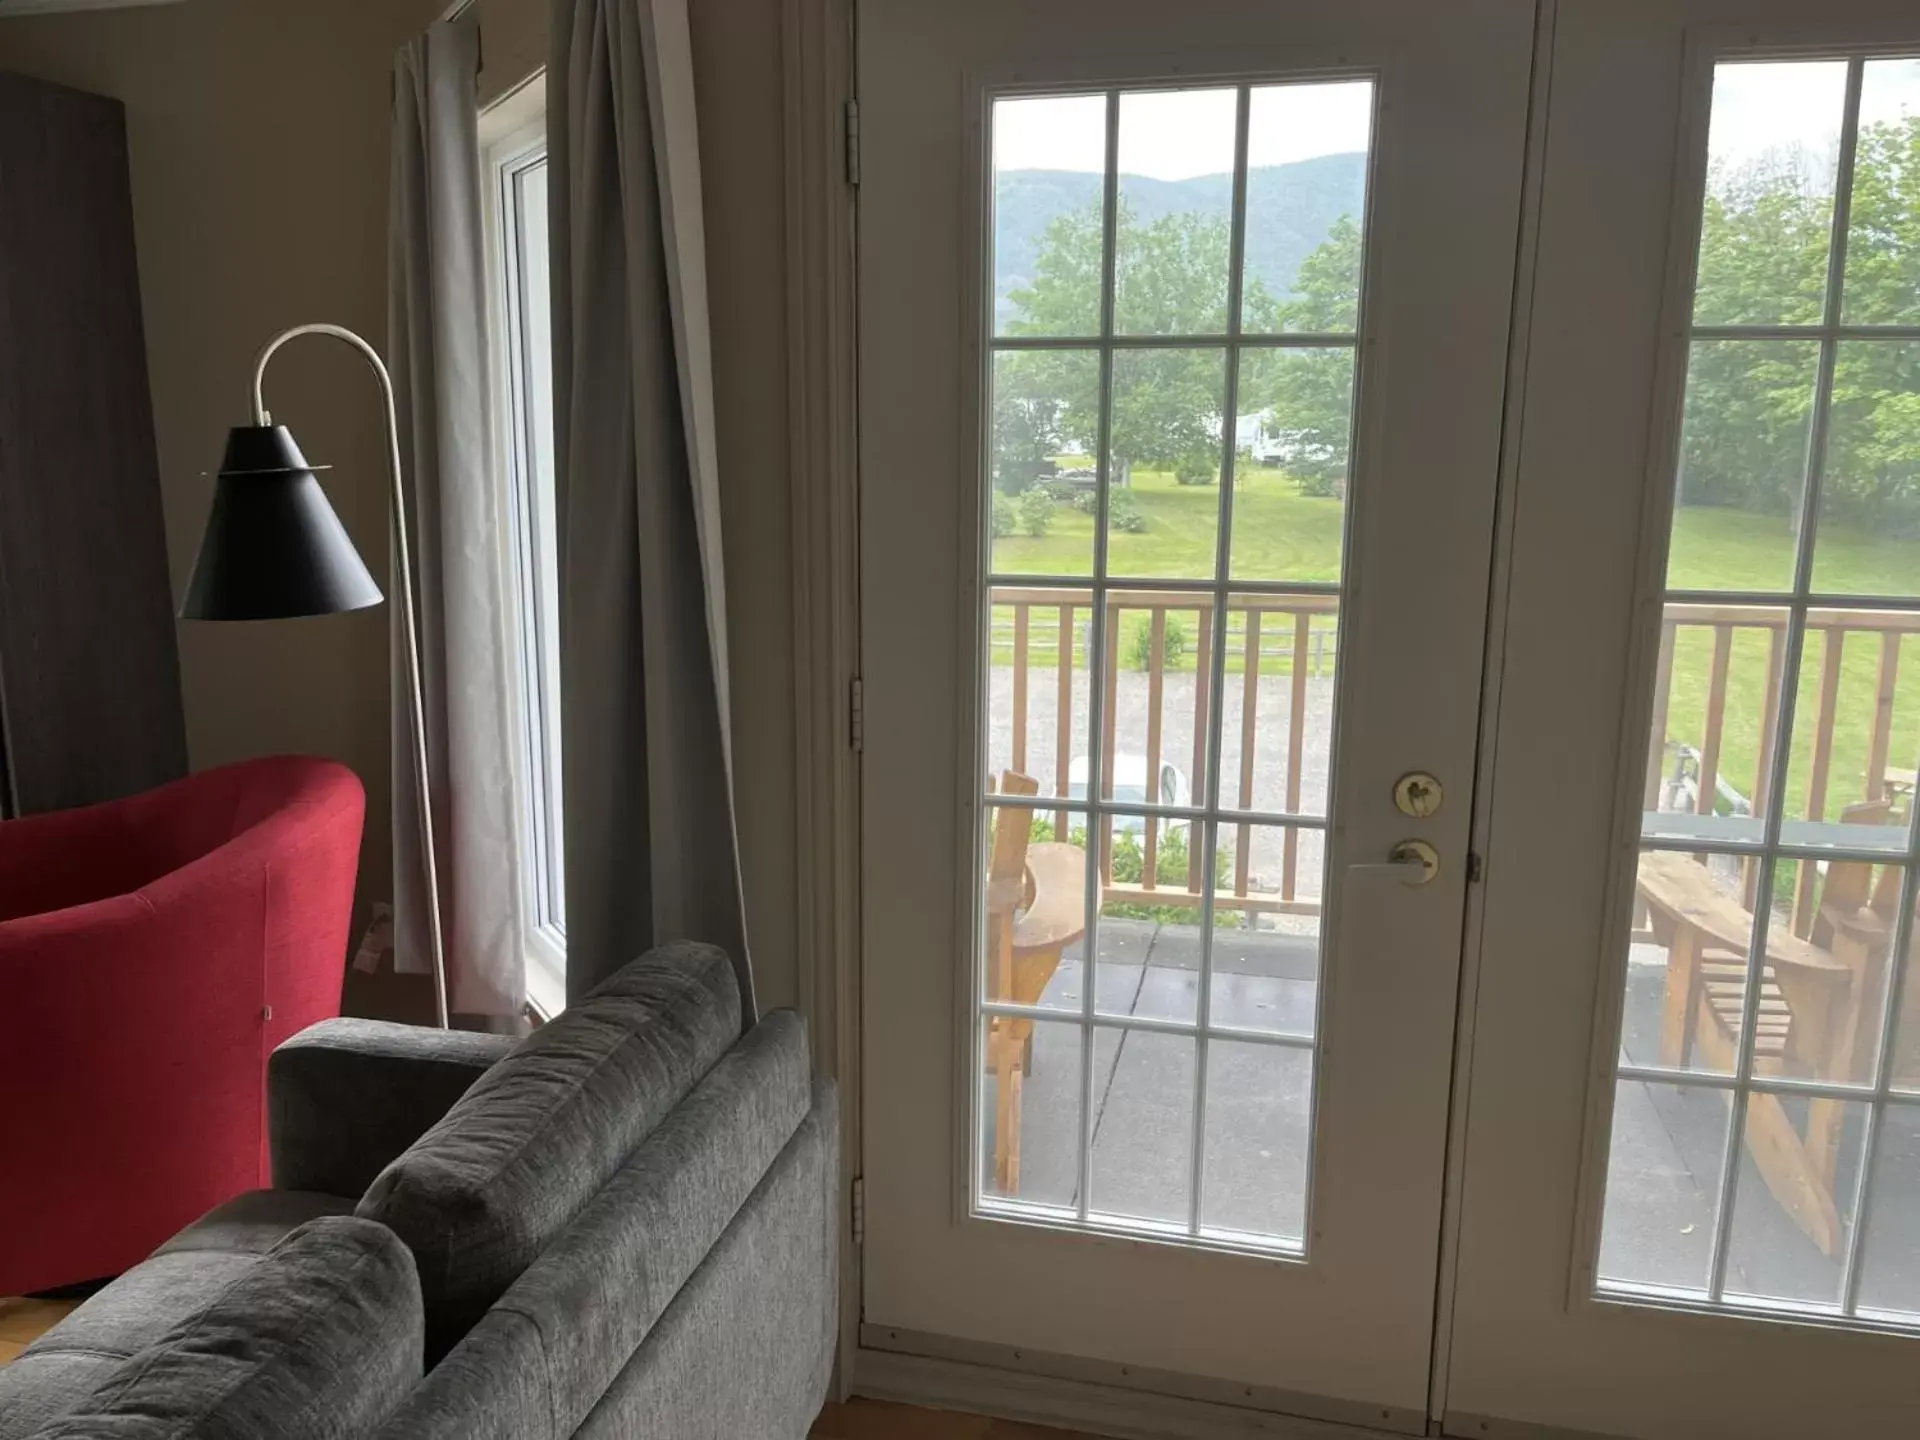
1394, 771, 1444, 818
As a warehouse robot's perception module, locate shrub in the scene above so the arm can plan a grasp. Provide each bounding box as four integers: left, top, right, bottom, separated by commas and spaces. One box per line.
1126, 613, 1188, 671
1066, 488, 1145, 533
991, 493, 1015, 538
1107, 489, 1147, 533
1016, 485, 1054, 538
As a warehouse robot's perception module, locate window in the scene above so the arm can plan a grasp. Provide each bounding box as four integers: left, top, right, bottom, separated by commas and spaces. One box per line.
974, 79, 1375, 1252
1598, 54, 1920, 1327
484, 80, 565, 1017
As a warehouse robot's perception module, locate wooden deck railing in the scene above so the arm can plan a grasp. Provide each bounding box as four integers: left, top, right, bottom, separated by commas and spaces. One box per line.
991, 585, 1337, 916
1645, 601, 1920, 936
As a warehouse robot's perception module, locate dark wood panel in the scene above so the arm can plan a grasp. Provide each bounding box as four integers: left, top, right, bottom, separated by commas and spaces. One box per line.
0, 72, 185, 816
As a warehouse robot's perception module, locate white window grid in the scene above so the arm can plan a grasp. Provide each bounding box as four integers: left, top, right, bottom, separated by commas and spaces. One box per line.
1605, 49, 1920, 1325
972, 77, 1378, 1255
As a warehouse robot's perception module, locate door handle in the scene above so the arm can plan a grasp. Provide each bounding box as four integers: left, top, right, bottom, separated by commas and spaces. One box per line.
1348, 839, 1441, 886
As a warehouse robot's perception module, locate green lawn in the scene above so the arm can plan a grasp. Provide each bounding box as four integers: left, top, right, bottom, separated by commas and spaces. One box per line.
990, 468, 1920, 827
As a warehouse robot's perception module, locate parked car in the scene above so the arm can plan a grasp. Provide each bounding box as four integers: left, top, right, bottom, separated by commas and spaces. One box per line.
1064, 753, 1190, 835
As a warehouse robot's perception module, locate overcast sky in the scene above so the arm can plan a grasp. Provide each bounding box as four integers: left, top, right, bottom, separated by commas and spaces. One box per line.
992, 59, 1918, 183
993, 81, 1373, 180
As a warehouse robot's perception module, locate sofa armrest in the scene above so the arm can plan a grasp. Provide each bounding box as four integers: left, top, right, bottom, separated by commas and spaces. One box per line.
269, 1019, 516, 1199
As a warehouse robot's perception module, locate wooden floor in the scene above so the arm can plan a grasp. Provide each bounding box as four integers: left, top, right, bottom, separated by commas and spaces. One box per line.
0, 1296, 79, 1366
812, 1399, 1098, 1438
3, 1302, 1092, 1438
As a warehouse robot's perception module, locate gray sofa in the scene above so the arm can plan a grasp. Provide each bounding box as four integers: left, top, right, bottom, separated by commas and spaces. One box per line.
0, 944, 839, 1438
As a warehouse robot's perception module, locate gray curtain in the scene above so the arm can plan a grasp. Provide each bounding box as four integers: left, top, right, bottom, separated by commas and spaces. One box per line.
390, 14, 527, 1026
549, 0, 755, 1018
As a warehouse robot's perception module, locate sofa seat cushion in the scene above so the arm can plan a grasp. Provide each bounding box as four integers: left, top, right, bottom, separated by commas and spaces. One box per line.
357, 943, 741, 1359
0, 1191, 354, 1439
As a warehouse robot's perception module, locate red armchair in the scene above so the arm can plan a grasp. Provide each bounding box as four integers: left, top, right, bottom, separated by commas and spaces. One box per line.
0, 756, 364, 1295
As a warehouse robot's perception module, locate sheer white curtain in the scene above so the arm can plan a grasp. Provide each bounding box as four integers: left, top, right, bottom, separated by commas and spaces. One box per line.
549, 0, 755, 1018
389, 13, 526, 1026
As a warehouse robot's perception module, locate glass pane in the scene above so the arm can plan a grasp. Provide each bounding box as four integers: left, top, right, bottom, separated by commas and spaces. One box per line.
1665, 340, 1821, 593
1843, 58, 1920, 327
1242, 81, 1372, 335
1692, 60, 1848, 328
1095, 818, 1203, 1026
1088, 1027, 1196, 1230
1855, 1103, 1920, 1319
1597, 1081, 1731, 1297
1201, 1040, 1311, 1247
993, 93, 1106, 338
1105, 348, 1226, 577
1100, 592, 1213, 810
1113, 88, 1237, 336
1779, 619, 1920, 869
1639, 606, 1789, 851
1883, 896, 1920, 1097
989, 348, 1099, 576
1724, 1097, 1868, 1309
986, 597, 1093, 813
1812, 342, 1920, 595
1211, 824, 1322, 1040
1622, 850, 1773, 1077
980, 1017, 1083, 1209
1216, 599, 1337, 820
980, 797, 1088, 1015
1230, 346, 1355, 582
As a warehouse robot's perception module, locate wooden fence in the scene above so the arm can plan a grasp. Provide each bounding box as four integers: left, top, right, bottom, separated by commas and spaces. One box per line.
992, 584, 1337, 916
1645, 602, 1920, 935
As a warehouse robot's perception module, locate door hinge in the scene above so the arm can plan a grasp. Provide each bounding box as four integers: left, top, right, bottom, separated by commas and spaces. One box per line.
844, 98, 861, 186
851, 1175, 866, 1246
1467, 851, 1485, 884
849, 676, 865, 753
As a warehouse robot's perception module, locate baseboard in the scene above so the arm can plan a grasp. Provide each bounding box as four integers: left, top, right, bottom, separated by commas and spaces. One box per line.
850, 1345, 1411, 1440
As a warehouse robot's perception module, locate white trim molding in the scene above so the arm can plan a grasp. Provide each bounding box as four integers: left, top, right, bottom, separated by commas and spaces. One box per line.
782, 0, 860, 1399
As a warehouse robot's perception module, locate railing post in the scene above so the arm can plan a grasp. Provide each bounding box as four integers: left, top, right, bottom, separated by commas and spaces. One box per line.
1143, 608, 1167, 891
1190, 605, 1213, 893
1055, 603, 1074, 841
1646, 616, 1677, 812
1101, 599, 1120, 889
1236, 607, 1262, 902
1012, 602, 1029, 777
1794, 627, 1846, 937
1697, 624, 1734, 817
1284, 611, 1311, 902
1868, 631, 1901, 803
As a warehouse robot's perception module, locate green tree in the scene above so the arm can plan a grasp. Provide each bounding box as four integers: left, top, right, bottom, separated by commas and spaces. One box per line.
1239, 215, 1362, 498
1677, 122, 1920, 534
1003, 202, 1283, 486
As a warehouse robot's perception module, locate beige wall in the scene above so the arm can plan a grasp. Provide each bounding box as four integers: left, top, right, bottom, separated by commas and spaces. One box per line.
0, 0, 802, 1014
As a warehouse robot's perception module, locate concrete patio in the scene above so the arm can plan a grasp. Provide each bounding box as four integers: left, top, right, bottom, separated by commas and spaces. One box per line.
983, 919, 1920, 1316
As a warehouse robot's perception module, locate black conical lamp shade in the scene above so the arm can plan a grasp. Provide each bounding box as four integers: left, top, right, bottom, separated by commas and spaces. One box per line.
180, 426, 384, 621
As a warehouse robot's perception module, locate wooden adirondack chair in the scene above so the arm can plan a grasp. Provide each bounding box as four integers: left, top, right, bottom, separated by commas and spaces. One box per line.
1640, 800, 1901, 1255
984, 771, 1087, 1195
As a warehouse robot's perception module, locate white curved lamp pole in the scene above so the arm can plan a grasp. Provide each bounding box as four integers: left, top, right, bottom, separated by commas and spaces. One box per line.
252, 324, 449, 1029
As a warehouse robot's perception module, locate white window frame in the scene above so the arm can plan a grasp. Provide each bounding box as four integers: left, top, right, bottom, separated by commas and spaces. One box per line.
482, 75, 566, 1019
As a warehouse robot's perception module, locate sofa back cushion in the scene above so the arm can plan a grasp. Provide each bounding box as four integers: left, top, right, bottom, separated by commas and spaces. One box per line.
357, 943, 741, 1358
0, 1191, 357, 1440
19, 1215, 420, 1440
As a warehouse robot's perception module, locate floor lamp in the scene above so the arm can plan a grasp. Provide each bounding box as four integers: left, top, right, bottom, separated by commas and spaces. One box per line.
180, 323, 449, 1028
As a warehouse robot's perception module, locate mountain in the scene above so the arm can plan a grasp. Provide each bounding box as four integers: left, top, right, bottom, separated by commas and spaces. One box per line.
993, 151, 1367, 326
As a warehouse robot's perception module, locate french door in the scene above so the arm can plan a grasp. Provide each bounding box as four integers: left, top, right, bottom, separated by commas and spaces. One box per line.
1447, 2, 1920, 1436
858, 0, 1535, 1424
857, 0, 1920, 1435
